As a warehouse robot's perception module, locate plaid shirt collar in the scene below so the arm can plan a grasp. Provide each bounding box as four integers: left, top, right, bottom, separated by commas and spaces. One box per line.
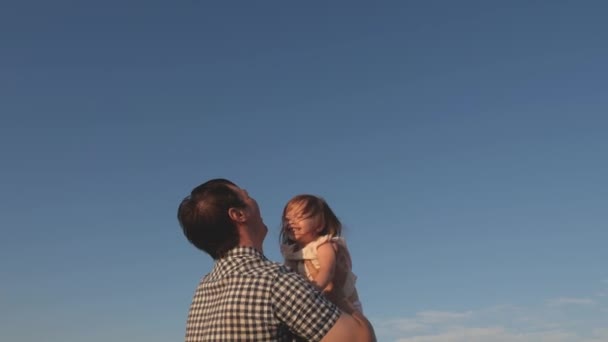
210, 246, 268, 278
223, 246, 266, 259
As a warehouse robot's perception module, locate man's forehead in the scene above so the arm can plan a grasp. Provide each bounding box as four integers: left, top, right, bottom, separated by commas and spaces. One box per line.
227, 184, 247, 197
227, 184, 241, 192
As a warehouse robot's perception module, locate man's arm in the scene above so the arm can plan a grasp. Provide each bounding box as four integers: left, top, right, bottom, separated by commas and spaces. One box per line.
321, 310, 376, 342
317, 276, 375, 342
272, 268, 375, 342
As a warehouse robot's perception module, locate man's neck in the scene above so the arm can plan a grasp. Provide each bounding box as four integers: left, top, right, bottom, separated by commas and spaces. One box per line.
238, 242, 263, 255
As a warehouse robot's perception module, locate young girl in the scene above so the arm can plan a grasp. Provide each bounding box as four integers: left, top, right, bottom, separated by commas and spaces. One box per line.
280, 194, 362, 312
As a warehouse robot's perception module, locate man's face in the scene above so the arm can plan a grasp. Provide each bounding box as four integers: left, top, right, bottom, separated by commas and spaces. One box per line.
231, 185, 268, 240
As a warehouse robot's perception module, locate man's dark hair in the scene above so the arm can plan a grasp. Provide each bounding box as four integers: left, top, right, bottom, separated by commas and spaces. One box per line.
177, 178, 245, 259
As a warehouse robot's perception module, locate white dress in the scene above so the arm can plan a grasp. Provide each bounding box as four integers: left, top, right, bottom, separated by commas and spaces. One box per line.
281, 234, 363, 312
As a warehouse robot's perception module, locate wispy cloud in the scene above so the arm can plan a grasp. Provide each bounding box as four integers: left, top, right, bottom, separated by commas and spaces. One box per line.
415, 310, 472, 324
546, 297, 595, 306
379, 310, 473, 334
395, 327, 580, 342
374, 287, 608, 342
382, 318, 428, 334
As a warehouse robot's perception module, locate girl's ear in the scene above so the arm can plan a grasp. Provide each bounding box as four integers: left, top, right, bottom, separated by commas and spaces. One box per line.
228, 207, 246, 223
315, 217, 326, 233
315, 225, 324, 233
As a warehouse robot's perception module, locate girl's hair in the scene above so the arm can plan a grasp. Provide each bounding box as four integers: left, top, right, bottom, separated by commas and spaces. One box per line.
280, 194, 342, 245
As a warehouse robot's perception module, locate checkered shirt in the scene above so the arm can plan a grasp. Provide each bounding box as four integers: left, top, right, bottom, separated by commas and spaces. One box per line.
185, 247, 340, 342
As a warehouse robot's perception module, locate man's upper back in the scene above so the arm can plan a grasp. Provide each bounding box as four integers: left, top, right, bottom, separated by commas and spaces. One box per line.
186, 247, 339, 342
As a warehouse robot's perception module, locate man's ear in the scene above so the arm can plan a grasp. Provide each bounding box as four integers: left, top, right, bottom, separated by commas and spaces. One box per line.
228, 207, 246, 223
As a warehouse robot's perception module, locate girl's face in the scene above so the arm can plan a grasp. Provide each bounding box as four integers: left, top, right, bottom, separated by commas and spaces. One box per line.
284, 206, 322, 246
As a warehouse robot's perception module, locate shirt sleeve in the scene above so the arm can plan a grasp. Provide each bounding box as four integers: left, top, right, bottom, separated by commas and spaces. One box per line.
271, 268, 341, 342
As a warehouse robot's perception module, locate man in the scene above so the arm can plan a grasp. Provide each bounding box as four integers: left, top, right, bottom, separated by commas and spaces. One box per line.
177, 178, 376, 342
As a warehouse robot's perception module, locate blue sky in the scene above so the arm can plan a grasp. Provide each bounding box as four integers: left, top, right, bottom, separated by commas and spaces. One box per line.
1, 1, 607, 341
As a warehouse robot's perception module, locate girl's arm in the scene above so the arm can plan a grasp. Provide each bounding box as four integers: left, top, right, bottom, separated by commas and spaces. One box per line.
310, 241, 338, 291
